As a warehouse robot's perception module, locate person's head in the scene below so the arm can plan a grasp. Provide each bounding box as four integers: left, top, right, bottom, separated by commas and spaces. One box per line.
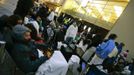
0, 15, 9, 31
26, 13, 31, 18
51, 8, 55, 12
23, 31, 31, 41
13, 15, 23, 24
120, 42, 125, 47
73, 21, 77, 27
49, 21, 54, 27
115, 42, 119, 46
36, 15, 41, 21
17, 19, 23, 24
126, 50, 129, 53
108, 34, 117, 40
25, 23, 38, 40
7, 15, 23, 27
13, 25, 31, 43
59, 25, 64, 30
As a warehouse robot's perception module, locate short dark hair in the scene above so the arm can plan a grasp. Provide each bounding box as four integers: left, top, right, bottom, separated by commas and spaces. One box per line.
126, 50, 129, 52
115, 42, 119, 46
120, 42, 125, 46
108, 34, 117, 40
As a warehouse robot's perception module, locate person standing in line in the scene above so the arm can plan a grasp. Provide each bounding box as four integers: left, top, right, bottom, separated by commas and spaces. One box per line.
89, 34, 117, 65
64, 21, 78, 44
47, 9, 55, 22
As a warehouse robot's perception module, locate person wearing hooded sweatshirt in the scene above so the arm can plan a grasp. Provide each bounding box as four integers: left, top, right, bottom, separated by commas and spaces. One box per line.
12, 25, 48, 73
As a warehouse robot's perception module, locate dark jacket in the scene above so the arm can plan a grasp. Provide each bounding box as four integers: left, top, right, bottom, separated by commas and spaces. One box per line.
12, 25, 47, 73
12, 42, 47, 73
3, 28, 14, 54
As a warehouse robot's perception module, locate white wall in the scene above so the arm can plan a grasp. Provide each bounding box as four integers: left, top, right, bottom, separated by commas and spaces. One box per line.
108, 0, 134, 60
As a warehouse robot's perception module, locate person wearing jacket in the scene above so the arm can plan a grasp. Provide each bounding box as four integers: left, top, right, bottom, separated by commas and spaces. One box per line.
89, 34, 117, 65
12, 25, 48, 73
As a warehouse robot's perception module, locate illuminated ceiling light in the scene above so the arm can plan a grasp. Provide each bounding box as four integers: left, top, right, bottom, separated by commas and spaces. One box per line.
92, 14, 97, 18
88, 27, 91, 32
103, 16, 110, 22
81, 0, 89, 7
89, 0, 93, 2
78, 9, 85, 14
79, 18, 82, 20
55, 7, 60, 12
114, 6, 123, 17
114, 6, 123, 12
94, 4, 102, 13
86, 9, 92, 13
68, 18, 71, 21
127, 0, 130, 1
115, 11, 122, 17
83, 25, 87, 30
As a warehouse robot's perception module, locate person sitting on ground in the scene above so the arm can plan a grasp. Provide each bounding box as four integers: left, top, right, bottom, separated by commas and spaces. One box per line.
12, 25, 49, 73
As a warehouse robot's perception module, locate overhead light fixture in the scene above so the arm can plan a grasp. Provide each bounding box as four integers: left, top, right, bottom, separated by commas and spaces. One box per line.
92, 14, 97, 18
94, 4, 102, 13
79, 18, 82, 20
81, 0, 89, 7
83, 25, 87, 30
55, 7, 60, 12
86, 8, 92, 13
103, 15, 111, 22
88, 27, 91, 32
114, 6, 123, 17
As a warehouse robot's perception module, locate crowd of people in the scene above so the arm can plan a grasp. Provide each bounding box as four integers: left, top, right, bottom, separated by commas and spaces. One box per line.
0, 0, 134, 75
